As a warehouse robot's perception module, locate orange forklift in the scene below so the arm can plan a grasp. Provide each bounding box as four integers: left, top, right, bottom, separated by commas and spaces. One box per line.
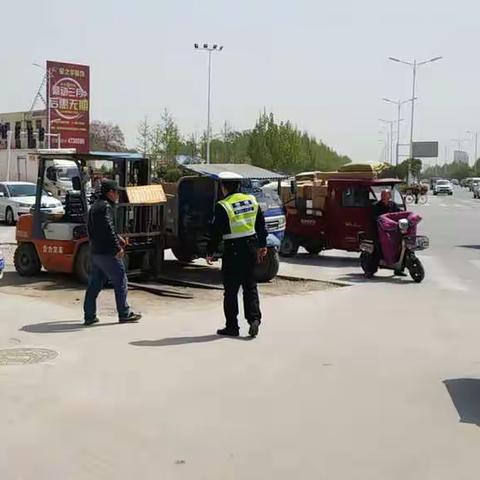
14, 149, 166, 283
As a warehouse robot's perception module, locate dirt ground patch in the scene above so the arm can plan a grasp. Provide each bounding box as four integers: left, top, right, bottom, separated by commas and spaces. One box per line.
0, 258, 338, 316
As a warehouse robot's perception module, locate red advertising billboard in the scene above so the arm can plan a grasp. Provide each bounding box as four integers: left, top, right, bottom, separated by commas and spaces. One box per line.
46, 60, 90, 152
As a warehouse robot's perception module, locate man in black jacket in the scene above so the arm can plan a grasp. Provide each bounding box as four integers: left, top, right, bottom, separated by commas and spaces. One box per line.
206, 176, 268, 338
83, 179, 142, 326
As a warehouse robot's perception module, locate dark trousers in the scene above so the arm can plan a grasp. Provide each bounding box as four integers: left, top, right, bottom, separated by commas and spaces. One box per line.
222, 239, 262, 331
83, 254, 130, 321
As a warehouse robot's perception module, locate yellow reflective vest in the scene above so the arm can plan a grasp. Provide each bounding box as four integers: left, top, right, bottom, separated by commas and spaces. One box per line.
218, 193, 259, 240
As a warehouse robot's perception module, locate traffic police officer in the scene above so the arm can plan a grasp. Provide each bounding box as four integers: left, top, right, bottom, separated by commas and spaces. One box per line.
206, 173, 268, 338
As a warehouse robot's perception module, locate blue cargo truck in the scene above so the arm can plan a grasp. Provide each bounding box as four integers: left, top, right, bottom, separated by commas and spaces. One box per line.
164, 164, 286, 282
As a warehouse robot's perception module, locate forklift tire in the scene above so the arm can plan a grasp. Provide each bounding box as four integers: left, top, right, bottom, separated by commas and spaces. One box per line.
255, 248, 280, 283
75, 245, 91, 284
279, 234, 299, 257
14, 243, 41, 277
172, 246, 196, 263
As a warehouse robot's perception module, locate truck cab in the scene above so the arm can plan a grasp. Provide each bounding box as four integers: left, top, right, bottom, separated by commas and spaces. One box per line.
164, 164, 287, 282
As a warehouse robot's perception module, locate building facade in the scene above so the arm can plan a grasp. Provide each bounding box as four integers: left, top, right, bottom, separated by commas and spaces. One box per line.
0, 110, 47, 150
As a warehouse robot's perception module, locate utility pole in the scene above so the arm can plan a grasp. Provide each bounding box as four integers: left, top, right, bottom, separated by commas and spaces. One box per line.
223, 120, 228, 163
6, 130, 12, 181
194, 43, 224, 164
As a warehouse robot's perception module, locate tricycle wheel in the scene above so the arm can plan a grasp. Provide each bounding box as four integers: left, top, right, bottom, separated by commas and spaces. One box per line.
304, 241, 323, 255
14, 243, 41, 277
172, 245, 196, 263
255, 248, 280, 282
360, 252, 377, 278
406, 254, 425, 283
279, 234, 298, 257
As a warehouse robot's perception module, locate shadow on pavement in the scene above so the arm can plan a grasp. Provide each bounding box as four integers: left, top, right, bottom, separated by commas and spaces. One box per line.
281, 253, 359, 269
130, 334, 253, 347
444, 378, 480, 426
0, 271, 82, 290
21, 320, 119, 333
336, 273, 412, 284
456, 245, 480, 251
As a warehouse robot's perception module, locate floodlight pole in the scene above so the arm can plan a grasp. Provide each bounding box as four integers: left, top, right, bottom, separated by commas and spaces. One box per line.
194, 43, 224, 164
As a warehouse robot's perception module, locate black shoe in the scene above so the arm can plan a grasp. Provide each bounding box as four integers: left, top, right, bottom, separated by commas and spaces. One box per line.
248, 320, 260, 338
394, 270, 407, 277
84, 317, 100, 326
119, 312, 142, 323
216, 328, 239, 337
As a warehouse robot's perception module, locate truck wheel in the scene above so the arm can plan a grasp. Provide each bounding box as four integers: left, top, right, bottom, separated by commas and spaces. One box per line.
279, 234, 298, 257
255, 248, 280, 283
5, 207, 15, 226
172, 245, 196, 263
14, 243, 41, 277
360, 252, 377, 278
75, 245, 91, 284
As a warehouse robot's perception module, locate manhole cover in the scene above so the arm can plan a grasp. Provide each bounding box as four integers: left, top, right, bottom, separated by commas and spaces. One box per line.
0, 348, 58, 366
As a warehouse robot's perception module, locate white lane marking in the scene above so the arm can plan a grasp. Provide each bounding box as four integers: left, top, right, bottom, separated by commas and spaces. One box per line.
419, 254, 469, 292
469, 259, 480, 271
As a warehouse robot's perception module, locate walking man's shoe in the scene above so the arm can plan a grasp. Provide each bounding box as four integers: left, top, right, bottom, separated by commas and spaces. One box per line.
216, 327, 240, 337
119, 312, 142, 323
84, 317, 100, 326
249, 320, 260, 338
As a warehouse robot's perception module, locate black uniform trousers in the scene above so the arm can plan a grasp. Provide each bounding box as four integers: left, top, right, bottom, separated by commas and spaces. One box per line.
222, 237, 262, 331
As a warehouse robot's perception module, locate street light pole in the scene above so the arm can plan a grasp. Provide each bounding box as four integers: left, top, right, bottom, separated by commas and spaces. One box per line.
388, 56, 442, 182
409, 60, 417, 166
467, 130, 478, 165
194, 43, 224, 164
379, 119, 397, 165
383, 97, 416, 166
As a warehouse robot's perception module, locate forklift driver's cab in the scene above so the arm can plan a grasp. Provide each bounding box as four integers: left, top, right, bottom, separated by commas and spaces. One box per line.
14, 150, 166, 283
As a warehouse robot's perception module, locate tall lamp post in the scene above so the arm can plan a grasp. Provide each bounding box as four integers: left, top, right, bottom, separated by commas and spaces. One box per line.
467, 130, 478, 166
194, 43, 223, 164
379, 119, 397, 165
382, 97, 415, 166
388, 56, 442, 181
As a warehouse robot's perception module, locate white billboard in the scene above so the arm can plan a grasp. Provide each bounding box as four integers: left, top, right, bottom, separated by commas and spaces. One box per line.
454, 150, 469, 164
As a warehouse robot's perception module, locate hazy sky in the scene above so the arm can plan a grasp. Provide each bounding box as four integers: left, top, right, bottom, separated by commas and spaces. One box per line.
2, 0, 480, 165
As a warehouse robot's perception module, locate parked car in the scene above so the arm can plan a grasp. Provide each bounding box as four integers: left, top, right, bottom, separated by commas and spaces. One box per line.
451, 178, 460, 186
0, 181, 64, 225
433, 179, 453, 196
473, 182, 480, 199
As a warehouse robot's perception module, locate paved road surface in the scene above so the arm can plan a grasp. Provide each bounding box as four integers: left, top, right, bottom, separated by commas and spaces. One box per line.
1, 187, 480, 479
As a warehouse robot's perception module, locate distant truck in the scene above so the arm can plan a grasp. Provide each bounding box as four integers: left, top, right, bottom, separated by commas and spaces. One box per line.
0, 149, 81, 201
